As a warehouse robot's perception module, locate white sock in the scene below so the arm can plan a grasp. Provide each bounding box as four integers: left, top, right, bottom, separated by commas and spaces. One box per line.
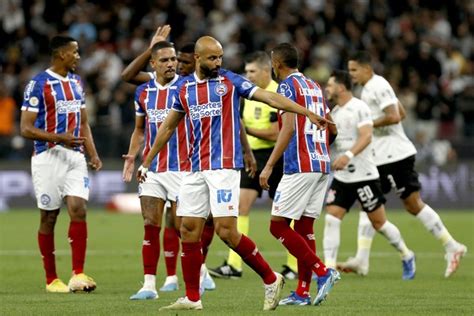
416, 204, 458, 252
355, 212, 376, 265
163, 275, 178, 285
378, 221, 412, 259
323, 214, 342, 268
143, 274, 156, 291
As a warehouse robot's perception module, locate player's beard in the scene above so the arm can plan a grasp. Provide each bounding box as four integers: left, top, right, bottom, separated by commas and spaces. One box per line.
201, 64, 220, 78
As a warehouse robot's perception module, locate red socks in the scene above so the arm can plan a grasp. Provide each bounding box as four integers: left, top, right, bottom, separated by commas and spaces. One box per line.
163, 227, 180, 276
181, 242, 202, 302
270, 220, 327, 279
68, 221, 87, 275
294, 217, 316, 297
234, 234, 276, 285
38, 232, 57, 284
142, 225, 161, 275
201, 223, 215, 262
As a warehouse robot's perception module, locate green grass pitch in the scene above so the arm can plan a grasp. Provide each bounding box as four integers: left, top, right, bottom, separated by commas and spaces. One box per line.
1, 209, 473, 315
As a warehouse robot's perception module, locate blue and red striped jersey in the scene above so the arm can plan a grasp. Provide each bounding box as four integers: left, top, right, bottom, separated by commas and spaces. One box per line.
278, 72, 331, 174
135, 74, 190, 172
21, 69, 85, 155
172, 69, 257, 171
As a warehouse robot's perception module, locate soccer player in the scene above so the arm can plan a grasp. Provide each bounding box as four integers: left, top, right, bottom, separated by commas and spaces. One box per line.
138, 36, 331, 311
322, 70, 416, 281
20, 35, 101, 293
259, 43, 339, 306
340, 51, 467, 277
121, 27, 217, 293
210, 51, 298, 280
122, 41, 192, 300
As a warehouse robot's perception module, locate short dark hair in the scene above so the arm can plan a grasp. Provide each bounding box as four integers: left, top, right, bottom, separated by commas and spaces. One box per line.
330, 70, 352, 90
179, 42, 195, 54
49, 35, 77, 56
271, 43, 299, 68
349, 51, 372, 65
151, 41, 175, 55
245, 51, 271, 68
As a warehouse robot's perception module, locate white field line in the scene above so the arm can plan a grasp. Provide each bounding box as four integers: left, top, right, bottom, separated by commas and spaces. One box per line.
0, 250, 470, 258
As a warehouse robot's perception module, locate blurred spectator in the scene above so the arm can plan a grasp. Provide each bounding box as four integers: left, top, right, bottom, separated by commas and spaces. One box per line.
1, 0, 472, 158
0, 81, 16, 158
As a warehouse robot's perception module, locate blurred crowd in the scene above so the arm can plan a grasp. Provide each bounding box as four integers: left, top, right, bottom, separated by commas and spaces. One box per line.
1, 0, 473, 163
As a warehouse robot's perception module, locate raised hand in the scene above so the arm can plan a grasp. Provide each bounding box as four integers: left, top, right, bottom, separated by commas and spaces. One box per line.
149, 25, 171, 48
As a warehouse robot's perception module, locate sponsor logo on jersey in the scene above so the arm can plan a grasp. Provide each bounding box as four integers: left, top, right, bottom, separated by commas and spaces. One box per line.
147, 108, 170, 123
309, 152, 330, 161
189, 102, 222, 120
56, 100, 82, 114
24, 80, 36, 100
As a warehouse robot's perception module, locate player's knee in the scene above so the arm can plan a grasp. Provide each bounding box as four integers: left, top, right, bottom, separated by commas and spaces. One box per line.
70, 206, 86, 221
41, 211, 58, 227
402, 193, 424, 215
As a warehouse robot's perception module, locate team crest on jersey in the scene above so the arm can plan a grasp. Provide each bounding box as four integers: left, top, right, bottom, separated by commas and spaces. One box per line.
215, 83, 228, 96
40, 194, 51, 206
326, 189, 336, 204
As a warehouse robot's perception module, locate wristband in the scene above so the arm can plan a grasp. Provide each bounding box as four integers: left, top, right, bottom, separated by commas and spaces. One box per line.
138, 165, 149, 174
344, 151, 354, 159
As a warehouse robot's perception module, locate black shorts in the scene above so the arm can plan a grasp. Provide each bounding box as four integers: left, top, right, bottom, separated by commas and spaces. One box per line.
377, 155, 421, 199
240, 148, 283, 199
326, 178, 386, 213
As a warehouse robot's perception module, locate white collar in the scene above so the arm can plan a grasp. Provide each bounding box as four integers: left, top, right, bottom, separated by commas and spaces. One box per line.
46, 69, 70, 81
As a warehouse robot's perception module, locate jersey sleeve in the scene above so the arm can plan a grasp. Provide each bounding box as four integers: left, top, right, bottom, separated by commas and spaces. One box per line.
172, 82, 186, 112
21, 78, 44, 113
75, 75, 86, 108
357, 102, 374, 127
374, 79, 398, 110
134, 85, 146, 116
276, 80, 296, 114
226, 70, 258, 99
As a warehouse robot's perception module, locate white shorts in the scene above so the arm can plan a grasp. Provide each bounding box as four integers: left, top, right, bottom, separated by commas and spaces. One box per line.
177, 169, 240, 218
139, 171, 186, 202
31, 146, 89, 210
271, 172, 329, 220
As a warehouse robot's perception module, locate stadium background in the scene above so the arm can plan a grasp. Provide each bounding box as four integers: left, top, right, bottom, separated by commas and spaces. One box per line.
0, 0, 473, 210
0, 1, 473, 315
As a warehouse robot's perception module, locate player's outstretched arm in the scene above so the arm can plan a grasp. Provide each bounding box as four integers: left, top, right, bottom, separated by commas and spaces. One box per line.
332, 124, 372, 171
121, 25, 171, 85
80, 108, 102, 171
251, 88, 333, 129
122, 116, 145, 182
260, 112, 295, 190
20, 111, 86, 147
373, 104, 401, 127
239, 119, 257, 178
137, 110, 185, 182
